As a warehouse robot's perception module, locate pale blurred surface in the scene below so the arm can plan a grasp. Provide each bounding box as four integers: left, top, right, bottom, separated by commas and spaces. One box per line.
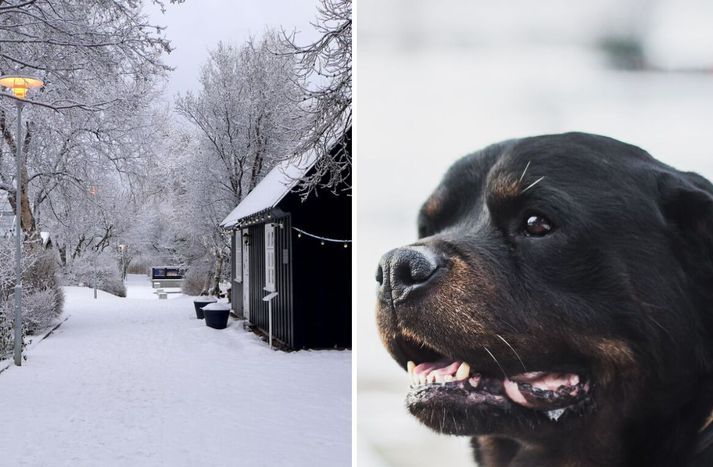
356, 1, 713, 466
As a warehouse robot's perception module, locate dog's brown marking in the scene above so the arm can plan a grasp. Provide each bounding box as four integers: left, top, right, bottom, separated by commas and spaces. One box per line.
378, 247, 502, 357
489, 173, 521, 200
431, 254, 498, 335
422, 195, 442, 218
581, 337, 637, 385
474, 436, 520, 467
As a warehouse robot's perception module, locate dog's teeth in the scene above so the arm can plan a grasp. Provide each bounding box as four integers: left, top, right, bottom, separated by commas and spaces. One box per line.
407, 361, 415, 375
469, 375, 481, 388
428, 374, 437, 384
455, 362, 470, 381
546, 408, 566, 422
419, 373, 427, 385
443, 375, 454, 383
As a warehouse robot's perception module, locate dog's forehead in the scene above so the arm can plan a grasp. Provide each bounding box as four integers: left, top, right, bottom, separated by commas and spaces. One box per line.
420, 133, 659, 232
459, 134, 654, 195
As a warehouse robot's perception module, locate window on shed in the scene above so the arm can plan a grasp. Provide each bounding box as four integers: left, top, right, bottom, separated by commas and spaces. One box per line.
265, 223, 276, 292
234, 231, 242, 283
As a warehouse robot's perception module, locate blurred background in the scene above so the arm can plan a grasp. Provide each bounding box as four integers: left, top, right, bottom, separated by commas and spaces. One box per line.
356, 0, 713, 465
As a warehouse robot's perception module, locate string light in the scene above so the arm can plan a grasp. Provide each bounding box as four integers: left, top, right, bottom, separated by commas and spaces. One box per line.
292, 227, 351, 246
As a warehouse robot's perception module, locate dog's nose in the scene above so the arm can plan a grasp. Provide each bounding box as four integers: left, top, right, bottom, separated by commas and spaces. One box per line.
377, 246, 440, 303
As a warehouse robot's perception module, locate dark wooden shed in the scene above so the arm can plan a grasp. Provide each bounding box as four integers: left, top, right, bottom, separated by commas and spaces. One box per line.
221, 133, 351, 350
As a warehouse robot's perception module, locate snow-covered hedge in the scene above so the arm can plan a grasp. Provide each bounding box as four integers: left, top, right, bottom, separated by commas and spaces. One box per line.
64, 252, 126, 297
0, 239, 64, 357
182, 259, 212, 296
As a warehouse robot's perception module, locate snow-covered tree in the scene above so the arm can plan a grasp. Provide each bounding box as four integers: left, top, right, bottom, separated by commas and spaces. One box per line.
282, 0, 352, 195
0, 0, 179, 111
0, 0, 178, 306
0, 0, 176, 240
175, 31, 305, 294
176, 33, 305, 205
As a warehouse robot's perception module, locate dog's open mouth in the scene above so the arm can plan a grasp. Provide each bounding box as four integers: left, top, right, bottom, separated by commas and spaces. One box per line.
406, 358, 591, 422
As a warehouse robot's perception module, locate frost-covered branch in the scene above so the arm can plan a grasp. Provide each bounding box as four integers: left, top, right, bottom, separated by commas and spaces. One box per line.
281, 0, 352, 195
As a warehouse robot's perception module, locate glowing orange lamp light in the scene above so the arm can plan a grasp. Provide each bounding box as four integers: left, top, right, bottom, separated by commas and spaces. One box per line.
0, 75, 44, 99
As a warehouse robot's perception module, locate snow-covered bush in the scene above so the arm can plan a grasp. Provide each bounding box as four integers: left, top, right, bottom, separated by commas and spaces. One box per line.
126, 256, 150, 275
22, 288, 63, 335
65, 252, 126, 297
0, 300, 21, 358
182, 260, 212, 296
0, 240, 64, 356
24, 251, 64, 335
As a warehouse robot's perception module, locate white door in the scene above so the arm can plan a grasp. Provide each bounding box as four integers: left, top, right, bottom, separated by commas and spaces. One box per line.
242, 236, 250, 321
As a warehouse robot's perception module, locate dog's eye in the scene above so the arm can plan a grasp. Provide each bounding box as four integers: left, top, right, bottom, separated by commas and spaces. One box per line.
524, 215, 553, 237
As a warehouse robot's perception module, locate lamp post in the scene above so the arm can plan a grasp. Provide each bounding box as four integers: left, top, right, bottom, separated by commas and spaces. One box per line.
0, 75, 44, 366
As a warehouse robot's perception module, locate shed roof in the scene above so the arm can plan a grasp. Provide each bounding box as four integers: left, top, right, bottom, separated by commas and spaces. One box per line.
220, 150, 320, 228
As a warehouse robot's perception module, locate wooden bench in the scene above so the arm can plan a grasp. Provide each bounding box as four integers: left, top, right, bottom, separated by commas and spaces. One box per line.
152, 279, 184, 289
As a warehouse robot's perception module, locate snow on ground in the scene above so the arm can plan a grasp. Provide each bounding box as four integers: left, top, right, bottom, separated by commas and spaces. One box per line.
0, 275, 351, 467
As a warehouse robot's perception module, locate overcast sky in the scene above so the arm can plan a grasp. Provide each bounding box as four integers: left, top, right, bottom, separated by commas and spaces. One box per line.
144, 0, 321, 98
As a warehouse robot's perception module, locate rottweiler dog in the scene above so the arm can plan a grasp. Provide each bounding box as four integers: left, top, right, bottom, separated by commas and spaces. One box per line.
376, 133, 713, 467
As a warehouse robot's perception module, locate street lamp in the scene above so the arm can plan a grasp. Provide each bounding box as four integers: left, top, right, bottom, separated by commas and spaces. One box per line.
0, 75, 44, 366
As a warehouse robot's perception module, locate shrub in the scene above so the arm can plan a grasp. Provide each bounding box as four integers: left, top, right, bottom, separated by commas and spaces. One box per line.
0, 239, 64, 357
0, 300, 23, 359
182, 259, 211, 296
64, 251, 126, 297
126, 255, 150, 275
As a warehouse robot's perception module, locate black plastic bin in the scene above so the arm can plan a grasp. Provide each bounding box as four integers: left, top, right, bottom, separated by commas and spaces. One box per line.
193, 297, 217, 319
203, 303, 231, 329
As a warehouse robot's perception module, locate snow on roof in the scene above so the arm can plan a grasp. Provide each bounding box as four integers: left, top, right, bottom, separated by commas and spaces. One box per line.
221, 150, 320, 228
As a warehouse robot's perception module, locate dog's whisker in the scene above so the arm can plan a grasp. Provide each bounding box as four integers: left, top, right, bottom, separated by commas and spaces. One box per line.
483, 345, 509, 379
521, 176, 545, 193
496, 334, 527, 372
518, 160, 531, 184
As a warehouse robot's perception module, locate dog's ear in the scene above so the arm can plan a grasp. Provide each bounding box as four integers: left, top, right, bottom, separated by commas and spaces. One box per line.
658, 171, 713, 252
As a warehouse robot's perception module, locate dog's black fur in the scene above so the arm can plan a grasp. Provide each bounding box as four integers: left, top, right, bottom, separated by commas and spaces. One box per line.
376, 133, 713, 466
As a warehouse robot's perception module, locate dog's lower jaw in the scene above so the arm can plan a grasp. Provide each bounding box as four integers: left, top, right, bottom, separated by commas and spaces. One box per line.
467, 402, 634, 467
470, 398, 713, 467
472, 435, 625, 467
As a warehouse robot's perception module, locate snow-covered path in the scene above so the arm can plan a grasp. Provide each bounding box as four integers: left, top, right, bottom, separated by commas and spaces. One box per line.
0, 275, 351, 467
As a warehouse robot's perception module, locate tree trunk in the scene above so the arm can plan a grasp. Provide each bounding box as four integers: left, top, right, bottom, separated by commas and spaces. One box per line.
248, 115, 265, 191
201, 259, 213, 295
3, 117, 37, 236
20, 161, 36, 234
210, 253, 224, 296
58, 245, 67, 267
